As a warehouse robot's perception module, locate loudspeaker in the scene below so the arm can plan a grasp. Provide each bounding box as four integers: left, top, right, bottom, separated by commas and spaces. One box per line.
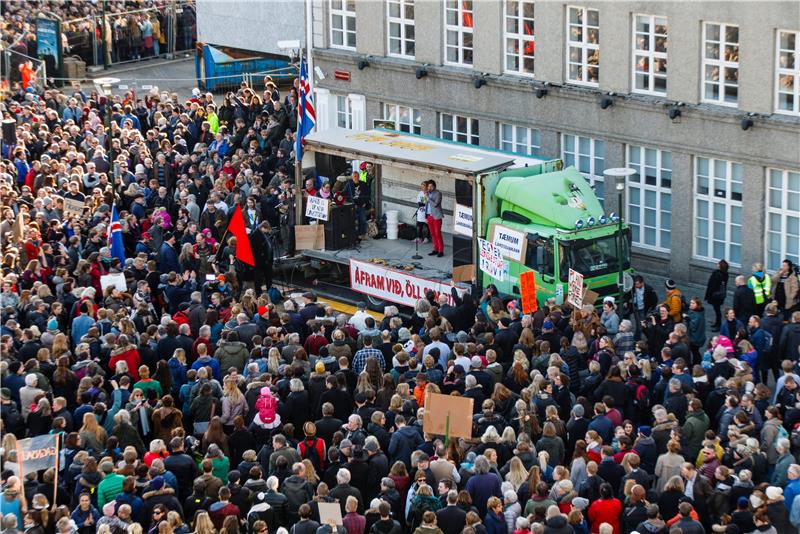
325, 203, 357, 250
1, 119, 16, 146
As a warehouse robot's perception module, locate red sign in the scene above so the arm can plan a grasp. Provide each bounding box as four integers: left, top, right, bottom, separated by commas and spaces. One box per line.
520, 270, 538, 314
334, 70, 351, 81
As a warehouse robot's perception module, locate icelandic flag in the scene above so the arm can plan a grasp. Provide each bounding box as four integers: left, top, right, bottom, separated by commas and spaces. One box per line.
295, 54, 316, 163
108, 204, 126, 265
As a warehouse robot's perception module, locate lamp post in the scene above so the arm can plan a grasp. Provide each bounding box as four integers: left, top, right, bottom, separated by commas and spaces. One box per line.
603, 168, 636, 305
101, 82, 115, 199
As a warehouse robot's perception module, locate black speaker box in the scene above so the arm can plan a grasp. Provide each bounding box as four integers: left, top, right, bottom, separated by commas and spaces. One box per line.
325, 203, 357, 250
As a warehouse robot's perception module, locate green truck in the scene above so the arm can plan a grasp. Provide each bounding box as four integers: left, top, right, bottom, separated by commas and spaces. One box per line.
477, 165, 632, 305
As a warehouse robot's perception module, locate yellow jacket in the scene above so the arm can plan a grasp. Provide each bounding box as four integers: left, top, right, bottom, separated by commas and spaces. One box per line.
663, 289, 683, 322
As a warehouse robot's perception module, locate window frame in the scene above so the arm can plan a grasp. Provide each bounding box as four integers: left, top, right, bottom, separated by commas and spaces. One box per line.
701, 22, 740, 107
561, 133, 606, 205
499, 123, 541, 156
693, 157, 744, 267
776, 29, 800, 115
440, 113, 479, 145
626, 144, 673, 251
330, 0, 357, 51
336, 95, 354, 130
632, 13, 668, 96
387, 0, 415, 59
503, 0, 536, 76
444, 0, 474, 67
765, 167, 800, 271
382, 103, 422, 134
566, 6, 600, 87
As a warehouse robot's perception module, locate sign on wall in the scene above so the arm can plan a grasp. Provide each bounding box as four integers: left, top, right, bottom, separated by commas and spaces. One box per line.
491, 224, 526, 262
350, 259, 464, 308
453, 204, 473, 237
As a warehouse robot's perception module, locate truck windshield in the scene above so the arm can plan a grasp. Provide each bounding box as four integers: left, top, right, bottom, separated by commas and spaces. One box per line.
559, 232, 630, 282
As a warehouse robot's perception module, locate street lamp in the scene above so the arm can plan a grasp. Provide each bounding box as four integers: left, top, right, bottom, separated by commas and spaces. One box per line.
604, 168, 636, 304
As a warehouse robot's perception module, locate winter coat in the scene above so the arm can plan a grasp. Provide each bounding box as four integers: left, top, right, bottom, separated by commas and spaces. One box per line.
587, 498, 622, 534
485, 510, 507, 534
544, 515, 573, 534
215, 341, 249, 372
682, 410, 710, 460
654, 452, 685, 493
112, 422, 145, 456
686, 309, 706, 347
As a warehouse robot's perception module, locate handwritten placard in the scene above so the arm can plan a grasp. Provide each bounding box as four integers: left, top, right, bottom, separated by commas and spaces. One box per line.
305, 196, 330, 221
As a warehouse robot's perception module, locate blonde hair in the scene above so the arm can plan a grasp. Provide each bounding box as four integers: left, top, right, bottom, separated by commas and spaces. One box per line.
80, 412, 107, 442
193, 512, 216, 534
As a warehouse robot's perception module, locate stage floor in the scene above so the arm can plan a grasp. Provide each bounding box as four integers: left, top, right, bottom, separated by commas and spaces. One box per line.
302, 235, 454, 281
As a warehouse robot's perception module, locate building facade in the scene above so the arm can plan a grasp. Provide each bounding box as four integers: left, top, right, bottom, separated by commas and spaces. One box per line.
308, 0, 800, 284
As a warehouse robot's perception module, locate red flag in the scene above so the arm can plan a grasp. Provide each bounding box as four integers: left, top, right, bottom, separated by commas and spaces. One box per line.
228, 205, 255, 266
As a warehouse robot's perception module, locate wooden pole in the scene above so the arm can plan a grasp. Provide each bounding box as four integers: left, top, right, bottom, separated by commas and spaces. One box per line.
52, 433, 60, 508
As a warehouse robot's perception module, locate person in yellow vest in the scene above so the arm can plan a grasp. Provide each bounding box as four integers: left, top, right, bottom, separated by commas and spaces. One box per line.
662, 279, 684, 323
747, 262, 772, 317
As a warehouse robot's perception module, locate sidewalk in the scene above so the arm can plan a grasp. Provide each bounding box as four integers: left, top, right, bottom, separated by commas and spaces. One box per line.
81, 57, 197, 99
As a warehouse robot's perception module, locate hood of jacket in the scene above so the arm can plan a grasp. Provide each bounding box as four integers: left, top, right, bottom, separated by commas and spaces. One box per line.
143, 487, 175, 500
545, 515, 569, 529
641, 519, 666, 533
219, 341, 246, 354
373, 519, 399, 534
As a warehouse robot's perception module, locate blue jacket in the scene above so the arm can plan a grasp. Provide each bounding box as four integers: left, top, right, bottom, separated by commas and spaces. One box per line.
388, 425, 423, 470
588, 414, 614, 445
784, 478, 800, 513
485, 510, 507, 534
168, 356, 187, 396
158, 242, 181, 273
71, 314, 95, 346
61, 106, 81, 123
464, 473, 502, 518
191, 355, 221, 381
114, 491, 144, 523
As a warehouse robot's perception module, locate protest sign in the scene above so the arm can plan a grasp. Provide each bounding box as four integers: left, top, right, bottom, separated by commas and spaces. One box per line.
100, 273, 127, 292
491, 224, 526, 262
62, 198, 85, 219
453, 204, 473, 236
423, 392, 474, 439
349, 259, 465, 308
568, 269, 584, 307
6, 434, 59, 477
318, 502, 343, 525
305, 196, 330, 221
295, 224, 325, 250
520, 270, 538, 314
478, 238, 507, 282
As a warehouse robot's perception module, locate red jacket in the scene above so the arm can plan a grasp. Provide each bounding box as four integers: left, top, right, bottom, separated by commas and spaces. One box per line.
298, 437, 326, 471
109, 347, 142, 381
587, 498, 622, 534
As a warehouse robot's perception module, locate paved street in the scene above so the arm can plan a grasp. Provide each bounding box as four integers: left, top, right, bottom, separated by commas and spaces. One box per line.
83, 56, 198, 100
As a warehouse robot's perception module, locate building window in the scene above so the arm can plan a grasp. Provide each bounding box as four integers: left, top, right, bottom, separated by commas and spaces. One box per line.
499, 124, 540, 156
440, 113, 479, 145
336, 95, 353, 129
633, 14, 668, 95
382, 103, 422, 134
776, 30, 800, 114
702, 23, 739, 106
562, 134, 605, 205
444, 0, 473, 66
567, 6, 599, 86
504, 0, 535, 75
694, 157, 743, 266
766, 168, 800, 271
626, 145, 672, 251
388, 0, 415, 58
330, 0, 356, 50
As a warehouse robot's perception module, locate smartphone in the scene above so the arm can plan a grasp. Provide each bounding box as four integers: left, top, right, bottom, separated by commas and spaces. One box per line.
205, 274, 216, 281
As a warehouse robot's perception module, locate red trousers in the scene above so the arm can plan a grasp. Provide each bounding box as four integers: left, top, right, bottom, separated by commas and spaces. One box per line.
427, 215, 443, 253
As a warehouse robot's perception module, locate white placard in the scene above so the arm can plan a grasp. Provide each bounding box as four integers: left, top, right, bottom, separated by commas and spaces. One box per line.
478, 238, 507, 282
305, 196, 330, 221
350, 259, 465, 308
100, 273, 127, 292
453, 204, 473, 237
491, 224, 526, 262
567, 269, 584, 307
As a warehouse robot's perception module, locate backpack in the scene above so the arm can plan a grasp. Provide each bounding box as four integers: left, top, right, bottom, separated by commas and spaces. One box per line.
774, 423, 790, 448
255, 388, 278, 424
299, 438, 323, 472
629, 380, 651, 412
754, 329, 773, 355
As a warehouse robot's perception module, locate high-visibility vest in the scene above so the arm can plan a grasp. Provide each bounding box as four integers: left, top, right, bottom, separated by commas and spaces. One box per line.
748, 275, 772, 304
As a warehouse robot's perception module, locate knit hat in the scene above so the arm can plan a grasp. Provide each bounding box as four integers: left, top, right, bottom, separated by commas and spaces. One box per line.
572, 404, 584, 417
543, 320, 554, 331
737, 496, 749, 508
100, 461, 114, 474
456, 331, 468, 344
47, 318, 58, 332
364, 441, 378, 453
749, 494, 763, 508
150, 476, 164, 490
638, 426, 652, 437
339, 439, 353, 450
766, 487, 783, 500
499, 317, 511, 327
665, 279, 677, 290
572, 497, 590, 511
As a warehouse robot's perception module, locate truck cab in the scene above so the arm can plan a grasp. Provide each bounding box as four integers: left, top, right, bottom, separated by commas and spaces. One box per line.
480, 166, 632, 305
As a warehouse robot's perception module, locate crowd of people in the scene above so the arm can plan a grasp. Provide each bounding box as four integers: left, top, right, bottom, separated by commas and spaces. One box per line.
0, 44, 800, 534
2, 0, 196, 85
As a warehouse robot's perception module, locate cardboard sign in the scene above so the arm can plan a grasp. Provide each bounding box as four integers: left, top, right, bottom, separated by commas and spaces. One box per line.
478, 238, 507, 282
453, 204, 473, 237
62, 198, 85, 219
423, 392, 474, 439
568, 269, 584, 307
318, 502, 343, 526
491, 224, 526, 262
583, 288, 600, 306
520, 270, 538, 314
295, 224, 325, 250
349, 259, 465, 308
100, 273, 127, 292
305, 196, 330, 221
452, 264, 475, 283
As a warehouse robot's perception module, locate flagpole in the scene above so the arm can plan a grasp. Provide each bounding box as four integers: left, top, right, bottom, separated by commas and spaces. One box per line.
294, 49, 304, 219
52, 433, 60, 509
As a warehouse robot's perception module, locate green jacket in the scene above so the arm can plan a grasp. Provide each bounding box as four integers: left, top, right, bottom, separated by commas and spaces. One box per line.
215, 342, 249, 373
97, 472, 125, 509
132, 378, 162, 398
211, 456, 230, 484
682, 409, 710, 459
